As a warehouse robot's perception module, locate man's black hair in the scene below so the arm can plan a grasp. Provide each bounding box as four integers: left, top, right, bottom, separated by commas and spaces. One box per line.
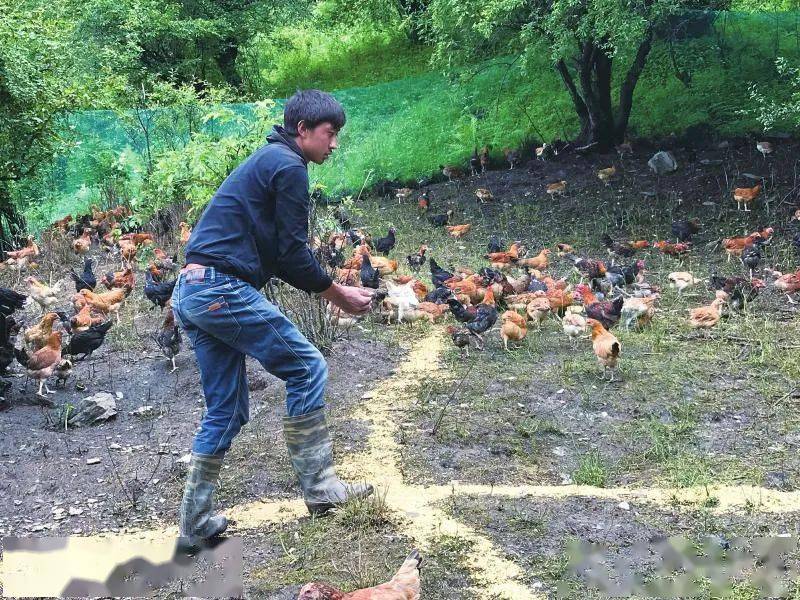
283, 89, 346, 136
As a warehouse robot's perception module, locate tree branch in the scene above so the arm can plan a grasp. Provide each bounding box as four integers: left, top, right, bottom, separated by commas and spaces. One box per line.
615, 26, 655, 138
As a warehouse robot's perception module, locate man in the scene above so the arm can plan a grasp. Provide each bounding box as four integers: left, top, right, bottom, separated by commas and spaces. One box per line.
172, 89, 375, 547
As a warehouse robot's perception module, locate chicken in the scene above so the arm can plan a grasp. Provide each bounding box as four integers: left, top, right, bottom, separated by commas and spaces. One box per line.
597, 166, 616, 184
24, 312, 60, 351
545, 288, 574, 316
575, 284, 624, 329
23, 331, 63, 396
153, 248, 179, 274
605, 260, 645, 288
525, 294, 551, 329
506, 270, 532, 294
733, 183, 761, 212
417, 191, 431, 212
179, 221, 192, 244
546, 181, 567, 196
503, 147, 520, 170
465, 293, 498, 350
487, 234, 504, 254
70, 304, 104, 332
563, 253, 606, 279
562, 305, 587, 346
101, 267, 135, 293
516, 249, 550, 270
475, 188, 494, 203
54, 359, 73, 388
713, 278, 764, 311
447, 297, 477, 324
360, 253, 381, 289
668, 272, 703, 293
721, 233, 761, 261
757, 141, 774, 157
447, 325, 471, 357
374, 227, 397, 255
118, 238, 138, 262
773, 269, 800, 302
601, 234, 648, 258
72, 229, 92, 255
382, 280, 419, 324
299, 549, 421, 600
500, 310, 527, 350
444, 277, 480, 303
78, 288, 126, 321
0, 287, 28, 318
122, 232, 154, 247
479, 146, 490, 173
469, 148, 481, 176
440, 164, 465, 181
446, 224, 472, 238
555, 242, 574, 255
653, 241, 691, 257
5, 236, 39, 260
144, 271, 177, 310
415, 302, 448, 322
65, 320, 113, 360
70, 257, 97, 292
369, 257, 398, 276
672, 218, 701, 243
26, 277, 61, 312
741, 244, 763, 278
156, 309, 181, 372
484, 242, 524, 265
621, 296, 657, 330
587, 319, 621, 381
429, 258, 454, 288
688, 297, 725, 328
406, 245, 427, 274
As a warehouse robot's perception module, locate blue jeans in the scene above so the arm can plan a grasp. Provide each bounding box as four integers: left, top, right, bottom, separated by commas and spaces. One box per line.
172, 267, 328, 456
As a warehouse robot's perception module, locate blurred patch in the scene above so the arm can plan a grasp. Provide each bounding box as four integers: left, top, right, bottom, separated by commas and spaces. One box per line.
1, 535, 243, 597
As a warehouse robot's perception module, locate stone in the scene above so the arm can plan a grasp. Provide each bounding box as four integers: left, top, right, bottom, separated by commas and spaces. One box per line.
617, 501, 631, 511
66, 393, 117, 427
86, 458, 101, 465
647, 151, 678, 175
130, 405, 154, 417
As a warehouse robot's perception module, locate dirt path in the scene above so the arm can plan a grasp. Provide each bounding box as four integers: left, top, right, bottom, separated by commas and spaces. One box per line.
5, 326, 800, 597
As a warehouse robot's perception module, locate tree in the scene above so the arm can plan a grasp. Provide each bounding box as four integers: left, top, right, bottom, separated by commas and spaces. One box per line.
426, 0, 724, 150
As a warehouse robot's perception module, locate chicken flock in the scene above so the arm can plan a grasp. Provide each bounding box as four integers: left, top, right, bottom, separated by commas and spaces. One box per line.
0, 205, 186, 405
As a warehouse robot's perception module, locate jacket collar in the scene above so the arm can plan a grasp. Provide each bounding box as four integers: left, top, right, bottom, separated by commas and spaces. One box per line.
267, 125, 307, 165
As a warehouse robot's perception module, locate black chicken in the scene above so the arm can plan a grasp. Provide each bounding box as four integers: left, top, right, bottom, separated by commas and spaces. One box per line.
156, 309, 181, 373
333, 205, 352, 231
70, 257, 96, 292
563, 253, 607, 280
601, 234, 635, 258
427, 210, 453, 227
447, 325, 471, 357
709, 275, 763, 311
487, 234, 504, 254
741, 244, 762, 277
0, 316, 17, 375
65, 321, 113, 360
671, 218, 701, 243
446, 297, 477, 323
429, 258, 454, 288
469, 148, 481, 176
360, 255, 380, 289
0, 287, 27, 318
605, 260, 645, 288
144, 271, 177, 310
584, 295, 625, 330
424, 286, 452, 304
374, 227, 397, 255
465, 303, 498, 350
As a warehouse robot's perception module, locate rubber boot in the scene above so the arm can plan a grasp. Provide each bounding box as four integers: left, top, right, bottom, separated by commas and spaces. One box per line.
178, 452, 228, 550
283, 407, 373, 515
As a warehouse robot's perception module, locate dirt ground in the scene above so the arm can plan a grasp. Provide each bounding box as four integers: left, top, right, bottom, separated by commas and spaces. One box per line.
2, 135, 800, 598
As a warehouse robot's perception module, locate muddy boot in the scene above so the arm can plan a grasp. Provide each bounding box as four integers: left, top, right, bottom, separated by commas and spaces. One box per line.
283, 407, 373, 515
178, 452, 228, 550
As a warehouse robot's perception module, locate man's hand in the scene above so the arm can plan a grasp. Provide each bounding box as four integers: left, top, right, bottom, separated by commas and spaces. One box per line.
320, 282, 374, 316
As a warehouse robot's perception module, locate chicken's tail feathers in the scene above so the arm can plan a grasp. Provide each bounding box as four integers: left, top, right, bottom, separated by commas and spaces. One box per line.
392, 548, 423, 582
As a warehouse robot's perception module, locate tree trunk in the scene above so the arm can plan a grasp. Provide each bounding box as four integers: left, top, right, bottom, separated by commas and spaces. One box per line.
554, 30, 654, 152
0, 184, 27, 251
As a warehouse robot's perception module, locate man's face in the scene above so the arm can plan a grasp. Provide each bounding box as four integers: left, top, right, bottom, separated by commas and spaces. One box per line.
295, 121, 339, 164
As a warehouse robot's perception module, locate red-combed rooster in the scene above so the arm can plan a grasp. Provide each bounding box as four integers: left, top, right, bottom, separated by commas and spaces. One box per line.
574, 284, 624, 329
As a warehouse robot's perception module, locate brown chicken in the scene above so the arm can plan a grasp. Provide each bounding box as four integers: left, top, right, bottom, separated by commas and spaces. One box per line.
475, 188, 494, 203
121, 232, 154, 246
416, 302, 448, 322
298, 549, 421, 600
546, 180, 567, 196
179, 221, 192, 244
688, 297, 725, 328
119, 238, 138, 262
26, 277, 61, 312
79, 288, 126, 322
653, 241, 691, 257
72, 229, 92, 255
101, 267, 135, 294
369, 256, 398, 276
525, 293, 551, 329
500, 310, 527, 350
484, 242, 524, 269
587, 318, 621, 381
25, 331, 63, 396
721, 233, 761, 261
556, 242, 574, 255
440, 164, 465, 181
53, 215, 73, 232
24, 312, 60, 351
446, 224, 472, 238
71, 304, 105, 332
516, 249, 550, 270
6, 236, 40, 260
773, 269, 800, 299
733, 183, 761, 212
546, 288, 574, 315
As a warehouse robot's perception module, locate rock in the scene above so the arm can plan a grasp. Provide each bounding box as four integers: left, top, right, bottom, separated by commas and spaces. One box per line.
66, 392, 117, 427
617, 501, 631, 511
699, 159, 723, 166
764, 470, 793, 491
648, 151, 678, 175
130, 405, 154, 417
717, 140, 730, 149
86, 457, 101, 465
743, 173, 764, 182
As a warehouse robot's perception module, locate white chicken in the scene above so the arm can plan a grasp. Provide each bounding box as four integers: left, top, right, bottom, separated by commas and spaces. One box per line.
668, 271, 702, 293
621, 296, 657, 330
561, 305, 587, 346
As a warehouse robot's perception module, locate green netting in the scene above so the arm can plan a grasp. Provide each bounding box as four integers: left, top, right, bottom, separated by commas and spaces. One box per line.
18, 10, 800, 231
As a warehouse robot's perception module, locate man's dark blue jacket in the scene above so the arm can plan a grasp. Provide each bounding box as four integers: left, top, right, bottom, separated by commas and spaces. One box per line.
185, 125, 333, 293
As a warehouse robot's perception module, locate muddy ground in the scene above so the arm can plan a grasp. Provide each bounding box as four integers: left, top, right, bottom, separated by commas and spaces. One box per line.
2, 135, 800, 598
